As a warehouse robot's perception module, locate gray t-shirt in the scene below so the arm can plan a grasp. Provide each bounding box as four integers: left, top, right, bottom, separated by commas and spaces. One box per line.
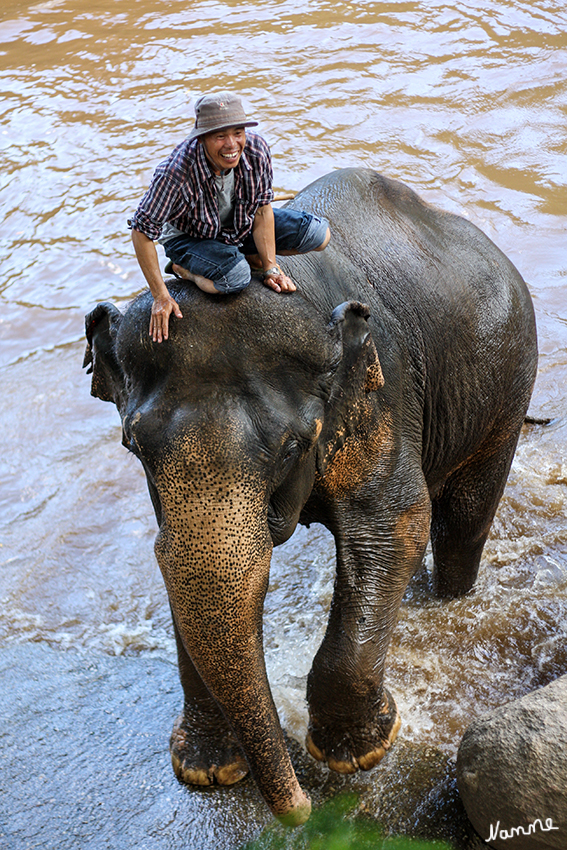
214, 168, 235, 227
159, 168, 235, 244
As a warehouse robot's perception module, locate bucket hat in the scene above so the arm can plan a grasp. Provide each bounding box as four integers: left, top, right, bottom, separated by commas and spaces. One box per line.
188, 92, 258, 140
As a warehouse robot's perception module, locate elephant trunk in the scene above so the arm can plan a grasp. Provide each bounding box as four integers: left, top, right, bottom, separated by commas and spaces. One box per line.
154, 482, 310, 824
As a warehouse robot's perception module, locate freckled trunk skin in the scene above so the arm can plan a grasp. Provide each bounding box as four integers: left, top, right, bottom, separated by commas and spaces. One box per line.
152, 479, 307, 819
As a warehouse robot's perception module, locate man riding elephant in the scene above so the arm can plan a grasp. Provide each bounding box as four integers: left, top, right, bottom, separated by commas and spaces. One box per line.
129, 91, 331, 342
87, 166, 537, 826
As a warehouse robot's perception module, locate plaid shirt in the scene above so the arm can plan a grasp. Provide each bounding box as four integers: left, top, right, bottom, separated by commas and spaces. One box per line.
129, 132, 274, 245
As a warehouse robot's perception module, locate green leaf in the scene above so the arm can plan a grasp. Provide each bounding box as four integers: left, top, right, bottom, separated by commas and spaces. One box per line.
240, 793, 455, 850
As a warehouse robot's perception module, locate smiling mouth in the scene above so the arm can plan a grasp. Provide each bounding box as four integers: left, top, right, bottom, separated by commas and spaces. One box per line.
221, 152, 239, 161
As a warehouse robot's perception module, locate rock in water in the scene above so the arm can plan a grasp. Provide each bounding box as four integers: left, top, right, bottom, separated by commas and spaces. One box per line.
456, 675, 567, 849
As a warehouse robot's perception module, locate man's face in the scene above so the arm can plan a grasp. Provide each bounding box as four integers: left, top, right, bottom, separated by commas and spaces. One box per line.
201, 127, 246, 174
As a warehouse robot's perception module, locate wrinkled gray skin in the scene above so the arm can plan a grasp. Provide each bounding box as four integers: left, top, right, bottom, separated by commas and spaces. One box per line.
84, 168, 537, 825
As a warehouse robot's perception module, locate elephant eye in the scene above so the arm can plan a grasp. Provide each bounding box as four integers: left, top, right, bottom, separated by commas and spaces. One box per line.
282, 440, 299, 462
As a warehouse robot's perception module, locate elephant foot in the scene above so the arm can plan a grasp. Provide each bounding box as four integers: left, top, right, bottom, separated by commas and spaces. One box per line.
305, 687, 401, 774
170, 712, 249, 787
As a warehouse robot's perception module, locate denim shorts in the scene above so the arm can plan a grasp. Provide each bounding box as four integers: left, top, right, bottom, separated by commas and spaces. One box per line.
163, 208, 329, 294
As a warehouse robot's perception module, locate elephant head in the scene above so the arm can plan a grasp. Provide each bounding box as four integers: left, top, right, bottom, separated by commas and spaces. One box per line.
84, 282, 383, 823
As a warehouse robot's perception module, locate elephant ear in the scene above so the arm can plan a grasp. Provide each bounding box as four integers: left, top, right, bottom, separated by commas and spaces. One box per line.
83, 302, 125, 406
316, 301, 384, 476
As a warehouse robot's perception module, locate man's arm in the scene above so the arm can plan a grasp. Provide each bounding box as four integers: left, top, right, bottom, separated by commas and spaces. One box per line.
251, 204, 296, 293
131, 229, 183, 343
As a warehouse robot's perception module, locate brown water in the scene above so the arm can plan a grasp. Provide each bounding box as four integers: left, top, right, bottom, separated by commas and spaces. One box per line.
1, 0, 566, 841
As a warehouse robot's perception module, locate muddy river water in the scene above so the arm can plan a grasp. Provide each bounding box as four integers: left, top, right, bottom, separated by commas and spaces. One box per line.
1, 1, 566, 848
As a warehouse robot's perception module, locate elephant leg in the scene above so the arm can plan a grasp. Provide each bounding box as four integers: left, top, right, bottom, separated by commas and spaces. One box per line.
430, 426, 522, 598
170, 613, 249, 786
306, 477, 431, 774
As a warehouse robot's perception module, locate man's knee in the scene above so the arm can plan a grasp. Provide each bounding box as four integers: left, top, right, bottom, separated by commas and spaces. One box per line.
299, 216, 330, 253
212, 255, 251, 294
273, 209, 330, 254
165, 236, 251, 295
314, 226, 331, 251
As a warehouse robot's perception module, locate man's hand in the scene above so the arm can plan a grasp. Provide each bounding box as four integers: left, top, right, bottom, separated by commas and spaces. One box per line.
252, 205, 296, 294
263, 265, 296, 293
131, 229, 184, 343
150, 293, 183, 343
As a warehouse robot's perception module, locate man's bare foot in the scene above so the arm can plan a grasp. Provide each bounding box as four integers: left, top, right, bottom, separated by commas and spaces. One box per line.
171, 264, 219, 296
171, 263, 197, 282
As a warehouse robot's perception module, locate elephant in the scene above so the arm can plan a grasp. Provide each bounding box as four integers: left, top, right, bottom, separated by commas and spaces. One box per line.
84, 168, 537, 825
